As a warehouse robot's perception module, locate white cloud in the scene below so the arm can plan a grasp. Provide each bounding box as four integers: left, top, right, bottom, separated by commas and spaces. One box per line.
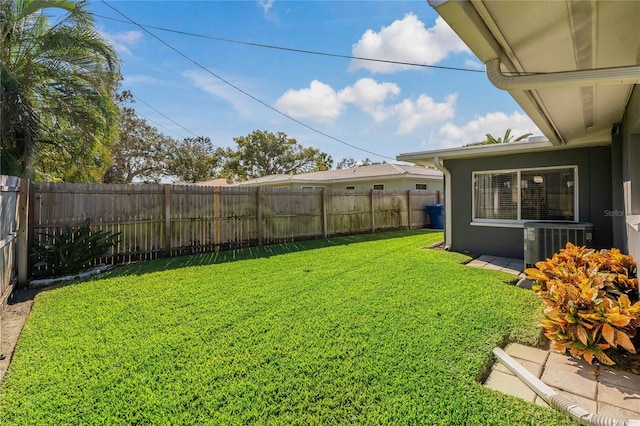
258, 0, 275, 13
464, 59, 484, 70
337, 78, 400, 122
257, 0, 278, 22
183, 70, 251, 115
275, 78, 455, 134
436, 111, 541, 148
349, 14, 470, 74
393, 93, 457, 135
98, 28, 142, 56
275, 80, 344, 123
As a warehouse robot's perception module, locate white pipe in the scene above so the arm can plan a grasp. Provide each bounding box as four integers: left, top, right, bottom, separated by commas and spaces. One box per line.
493, 347, 640, 425
486, 58, 640, 90
432, 157, 452, 249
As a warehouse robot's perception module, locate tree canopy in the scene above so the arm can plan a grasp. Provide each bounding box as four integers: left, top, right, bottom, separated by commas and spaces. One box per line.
0, 0, 120, 179
222, 130, 332, 180
167, 136, 221, 183
104, 91, 176, 183
464, 129, 533, 147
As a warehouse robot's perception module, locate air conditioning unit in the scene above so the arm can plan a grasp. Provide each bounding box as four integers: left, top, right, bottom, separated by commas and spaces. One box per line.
524, 222, 593, 268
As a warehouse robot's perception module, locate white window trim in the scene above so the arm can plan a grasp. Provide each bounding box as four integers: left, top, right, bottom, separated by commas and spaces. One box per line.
471, 165, 579, 226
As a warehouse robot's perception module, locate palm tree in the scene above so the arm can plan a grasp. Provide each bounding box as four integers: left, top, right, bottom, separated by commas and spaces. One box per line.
465, 128, 533, 147
0, 0, 120, 179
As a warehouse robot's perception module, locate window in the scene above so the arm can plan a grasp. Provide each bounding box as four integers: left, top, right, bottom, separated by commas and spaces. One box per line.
373, 184, 384, 190
415, 183, 427, 190
473, 167, 576, 222
345, 186, 355, 190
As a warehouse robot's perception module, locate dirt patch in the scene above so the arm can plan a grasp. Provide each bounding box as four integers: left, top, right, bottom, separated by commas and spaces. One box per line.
426, 241, 445, 250
0, 287, 41, 385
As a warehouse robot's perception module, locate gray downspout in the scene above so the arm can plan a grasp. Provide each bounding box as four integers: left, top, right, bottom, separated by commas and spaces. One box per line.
433, 157, 452, 249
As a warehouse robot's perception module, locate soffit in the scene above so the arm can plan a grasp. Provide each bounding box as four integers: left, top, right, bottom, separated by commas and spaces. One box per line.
434, 0, 640, 146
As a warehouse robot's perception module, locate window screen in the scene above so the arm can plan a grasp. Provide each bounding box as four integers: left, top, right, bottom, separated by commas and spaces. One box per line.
373, 184, 384, 190
473, 167, 576, 221
415, 183, 427, 190
474, 172, 517, 220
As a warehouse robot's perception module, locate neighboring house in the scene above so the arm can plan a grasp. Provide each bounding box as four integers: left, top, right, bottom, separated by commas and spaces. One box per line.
194, 178, 235, 187
398, 0, 640, 261
231, 164, 443, 192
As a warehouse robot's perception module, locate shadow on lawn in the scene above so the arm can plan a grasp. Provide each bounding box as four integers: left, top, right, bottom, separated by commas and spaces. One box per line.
105, 229, 444, 278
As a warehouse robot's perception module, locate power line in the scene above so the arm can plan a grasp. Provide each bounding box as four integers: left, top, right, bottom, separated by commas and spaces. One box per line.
92, 12, 485, 74
100, 1, 397, 161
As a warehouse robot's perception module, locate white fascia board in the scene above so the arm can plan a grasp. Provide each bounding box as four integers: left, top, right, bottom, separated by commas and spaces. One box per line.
396, 140, 553, 166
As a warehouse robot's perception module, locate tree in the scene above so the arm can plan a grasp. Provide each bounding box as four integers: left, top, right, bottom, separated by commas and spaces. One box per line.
464, 129, 533, 147
0, 0, 120, 179
104, 91, 176, 183
167, 136, 221, 183
223, 130, 332, 180
336, 157, 383, 169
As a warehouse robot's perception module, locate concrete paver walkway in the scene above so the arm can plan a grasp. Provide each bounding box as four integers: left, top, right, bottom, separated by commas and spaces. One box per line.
466, 255, 640, 420
486, 343, 640, 420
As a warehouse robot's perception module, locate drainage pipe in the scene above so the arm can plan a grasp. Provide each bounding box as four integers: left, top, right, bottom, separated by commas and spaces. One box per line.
432, 157, 451, 250
492, 347, 640, 426
485, 58, 640, 91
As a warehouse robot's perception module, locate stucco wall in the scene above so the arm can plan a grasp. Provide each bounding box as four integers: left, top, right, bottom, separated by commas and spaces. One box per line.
444, 146, 613, 258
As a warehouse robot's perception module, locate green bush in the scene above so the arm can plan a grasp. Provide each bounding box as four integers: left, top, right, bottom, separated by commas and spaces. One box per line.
526, 243, 640, 365
31, 218, 120, 278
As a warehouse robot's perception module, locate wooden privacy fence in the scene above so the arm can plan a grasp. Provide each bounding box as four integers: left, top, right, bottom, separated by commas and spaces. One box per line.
29, 183, 441, 268
0, 176, 25, 312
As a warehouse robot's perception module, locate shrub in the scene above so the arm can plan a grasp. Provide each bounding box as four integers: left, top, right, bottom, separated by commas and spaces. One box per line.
525, 243, 640, 365
31, 218, 120, 278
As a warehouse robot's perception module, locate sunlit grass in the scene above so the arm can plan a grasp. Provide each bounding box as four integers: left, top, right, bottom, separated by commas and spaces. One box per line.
0, 231, 575, 424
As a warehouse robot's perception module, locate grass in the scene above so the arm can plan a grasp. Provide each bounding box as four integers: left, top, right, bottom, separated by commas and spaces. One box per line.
0, 231, 576, 425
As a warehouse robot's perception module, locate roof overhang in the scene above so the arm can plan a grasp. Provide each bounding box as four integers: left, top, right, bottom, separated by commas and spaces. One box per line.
396, 137, 604, 167
429, 0, 640, 146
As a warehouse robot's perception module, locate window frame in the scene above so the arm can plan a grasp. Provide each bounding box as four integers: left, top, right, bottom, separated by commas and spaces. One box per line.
373, 184, 384, 190
415, 183, 428, 190
471, 165, 578, 227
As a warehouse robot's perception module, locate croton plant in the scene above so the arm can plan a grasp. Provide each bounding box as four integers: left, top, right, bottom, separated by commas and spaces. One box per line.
525, 243, 640, 365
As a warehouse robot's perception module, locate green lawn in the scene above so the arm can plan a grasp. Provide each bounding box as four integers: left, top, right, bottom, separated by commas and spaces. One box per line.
0, 231, 575, 425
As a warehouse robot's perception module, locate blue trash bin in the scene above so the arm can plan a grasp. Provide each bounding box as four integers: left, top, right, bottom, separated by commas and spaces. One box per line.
425, 204, 444, 229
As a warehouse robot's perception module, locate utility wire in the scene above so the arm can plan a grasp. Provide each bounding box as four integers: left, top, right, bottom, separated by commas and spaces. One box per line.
92, 12, 485, 74
100, 1, 397, 161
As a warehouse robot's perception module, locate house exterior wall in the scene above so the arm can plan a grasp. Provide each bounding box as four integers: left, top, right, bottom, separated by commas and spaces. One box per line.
620, 85, 640, 262
250, 178, 443, 192
444, 146, 613, 258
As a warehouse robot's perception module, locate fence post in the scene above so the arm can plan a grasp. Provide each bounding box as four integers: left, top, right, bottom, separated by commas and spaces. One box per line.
437, 190, 442, 204
321, 188, 328, 238
214, 187, 220, 252
163, 185, 171, 256
17, 179, 29, 285
256, 187, 263, 246
407, 190, 412, 230
370, 189, 375, 233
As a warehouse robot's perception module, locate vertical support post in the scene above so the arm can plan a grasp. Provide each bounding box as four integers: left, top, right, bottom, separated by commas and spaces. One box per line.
213, 186, 220, 252
256, 186, 263, 246
17, 179, 30, 286
321, 188, 328, 238
437, 190, 442, 204
370, 189, 375, 233
407, 190, 412, 230
163, 185, 171, 256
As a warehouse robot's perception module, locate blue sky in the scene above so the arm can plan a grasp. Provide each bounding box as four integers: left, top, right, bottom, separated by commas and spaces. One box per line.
89, 0, 541, 164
